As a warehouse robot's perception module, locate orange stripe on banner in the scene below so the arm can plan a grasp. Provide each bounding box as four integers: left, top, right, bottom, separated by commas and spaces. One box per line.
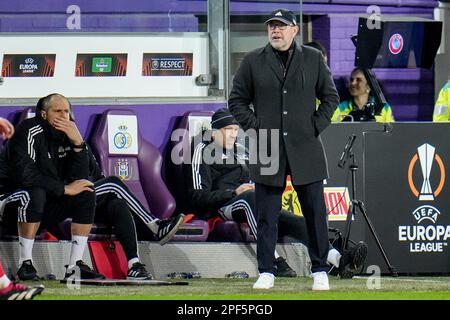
435, 154, 445, 197
408, 154, 419, 197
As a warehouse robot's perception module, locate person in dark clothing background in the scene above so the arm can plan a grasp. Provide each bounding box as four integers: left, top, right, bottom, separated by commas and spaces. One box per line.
304, 41, 328, 64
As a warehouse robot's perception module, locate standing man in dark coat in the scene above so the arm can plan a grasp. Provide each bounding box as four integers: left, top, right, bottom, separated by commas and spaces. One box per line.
229, 9, 339, 290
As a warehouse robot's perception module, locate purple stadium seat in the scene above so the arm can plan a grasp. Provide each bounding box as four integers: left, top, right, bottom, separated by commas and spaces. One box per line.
89, 109, 176, 220
208, 220, 255, 242
16, 106, 36, 123
169, 110, 253, 242
171, 218, 209, 242
170, 110, 215, 195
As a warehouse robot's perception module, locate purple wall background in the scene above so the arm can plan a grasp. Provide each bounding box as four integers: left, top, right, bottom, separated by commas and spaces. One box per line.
0, 1, 437, 33
0, 103, 224, 154
0, 0, 440, 125
0, 0, 208, 32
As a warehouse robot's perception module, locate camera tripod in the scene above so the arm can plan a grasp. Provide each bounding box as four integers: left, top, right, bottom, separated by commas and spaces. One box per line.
340, 141, 398, 277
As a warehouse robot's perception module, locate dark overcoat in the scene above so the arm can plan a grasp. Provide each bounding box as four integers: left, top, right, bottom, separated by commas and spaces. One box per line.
228, 43, 339, 187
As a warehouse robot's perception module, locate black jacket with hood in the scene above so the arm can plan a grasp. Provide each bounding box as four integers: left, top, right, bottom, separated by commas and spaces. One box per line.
0, 114, 91, 197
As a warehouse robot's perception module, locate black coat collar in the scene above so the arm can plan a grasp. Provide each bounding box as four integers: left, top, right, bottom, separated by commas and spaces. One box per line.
263, 42, 304, 83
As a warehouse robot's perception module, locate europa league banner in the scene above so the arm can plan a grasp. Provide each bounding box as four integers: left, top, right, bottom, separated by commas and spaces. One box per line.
142, 53, 193, 76
75, 53, 127, 77
321, 123, 450, 274
1, 54, 56, 77
363, 123, 450, 273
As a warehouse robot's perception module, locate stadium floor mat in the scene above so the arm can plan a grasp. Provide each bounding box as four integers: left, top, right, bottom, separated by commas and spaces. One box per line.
59, 279, 189, 286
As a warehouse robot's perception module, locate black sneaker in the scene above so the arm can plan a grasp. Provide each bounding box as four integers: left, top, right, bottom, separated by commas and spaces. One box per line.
127, 262, 154, 280
274, 257, 297, 277
64, 260, 106, 280
338, 241, 368, 279
17, 260, 39, 281
0, 283, 45, 300
155, 214, 185, 245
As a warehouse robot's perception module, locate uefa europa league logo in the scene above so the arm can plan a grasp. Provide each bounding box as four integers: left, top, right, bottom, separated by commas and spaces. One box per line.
408, 143, 446, 201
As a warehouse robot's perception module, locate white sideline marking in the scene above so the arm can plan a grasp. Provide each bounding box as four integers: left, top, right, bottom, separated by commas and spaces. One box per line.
353, 276, 445, 284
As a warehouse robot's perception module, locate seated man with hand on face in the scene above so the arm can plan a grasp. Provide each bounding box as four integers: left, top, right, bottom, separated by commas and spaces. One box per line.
182, 108, 367, 280
0, 93, 184, 281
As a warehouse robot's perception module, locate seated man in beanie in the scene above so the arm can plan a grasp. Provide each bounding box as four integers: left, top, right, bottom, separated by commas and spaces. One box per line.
0, 93, 184, 281
182, 108, 367, 278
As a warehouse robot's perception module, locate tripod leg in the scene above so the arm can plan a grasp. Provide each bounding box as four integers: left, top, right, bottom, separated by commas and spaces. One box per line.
342, 201, 355, 251
356, 201, 398, 277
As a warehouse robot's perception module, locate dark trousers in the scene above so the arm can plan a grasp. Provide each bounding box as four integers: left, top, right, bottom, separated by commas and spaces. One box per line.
95, 193, 138, 262
2, 177, 142, 262
219, 190, 308, 244
255, 180, 329, 274
218, 190, 258, 238
94, 176, 156, 224
2, 187, 96, 225
93, 176, 153, 261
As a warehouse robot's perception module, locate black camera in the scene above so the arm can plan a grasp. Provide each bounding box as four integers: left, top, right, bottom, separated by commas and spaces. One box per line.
343, 101, 376, 122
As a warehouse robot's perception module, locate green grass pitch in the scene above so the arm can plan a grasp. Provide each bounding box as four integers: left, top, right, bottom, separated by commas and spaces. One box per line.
27, 276, 450, 300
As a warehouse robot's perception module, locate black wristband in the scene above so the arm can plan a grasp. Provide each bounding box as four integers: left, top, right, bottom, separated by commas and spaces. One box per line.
73, 142, 86, 149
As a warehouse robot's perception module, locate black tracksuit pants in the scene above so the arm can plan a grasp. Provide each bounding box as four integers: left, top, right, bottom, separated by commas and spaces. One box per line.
255, 180, 330, 274
3, 188, 96, 225
93, 176, 158, 261
2, 176, 156, 262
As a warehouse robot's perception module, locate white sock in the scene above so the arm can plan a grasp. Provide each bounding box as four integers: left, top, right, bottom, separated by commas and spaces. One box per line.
69, 235, 88, 267
274, 250, 280, 259
146, 219, 160, 234
18, 236, 34, 266
0, 275, 11, 290
327, 248, 342, 268
128, 257, 140, 270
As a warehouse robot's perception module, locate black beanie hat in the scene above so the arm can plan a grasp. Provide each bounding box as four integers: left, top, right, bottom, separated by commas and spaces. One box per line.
211, 108, 240, 129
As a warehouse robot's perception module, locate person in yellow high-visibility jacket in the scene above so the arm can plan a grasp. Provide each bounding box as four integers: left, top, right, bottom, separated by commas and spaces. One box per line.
433, 80, 450, 122
332, 68, 395, 123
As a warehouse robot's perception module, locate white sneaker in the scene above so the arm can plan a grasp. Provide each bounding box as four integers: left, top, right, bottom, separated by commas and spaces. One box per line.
253, 272, 275, 289
312, 271, 330, 291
